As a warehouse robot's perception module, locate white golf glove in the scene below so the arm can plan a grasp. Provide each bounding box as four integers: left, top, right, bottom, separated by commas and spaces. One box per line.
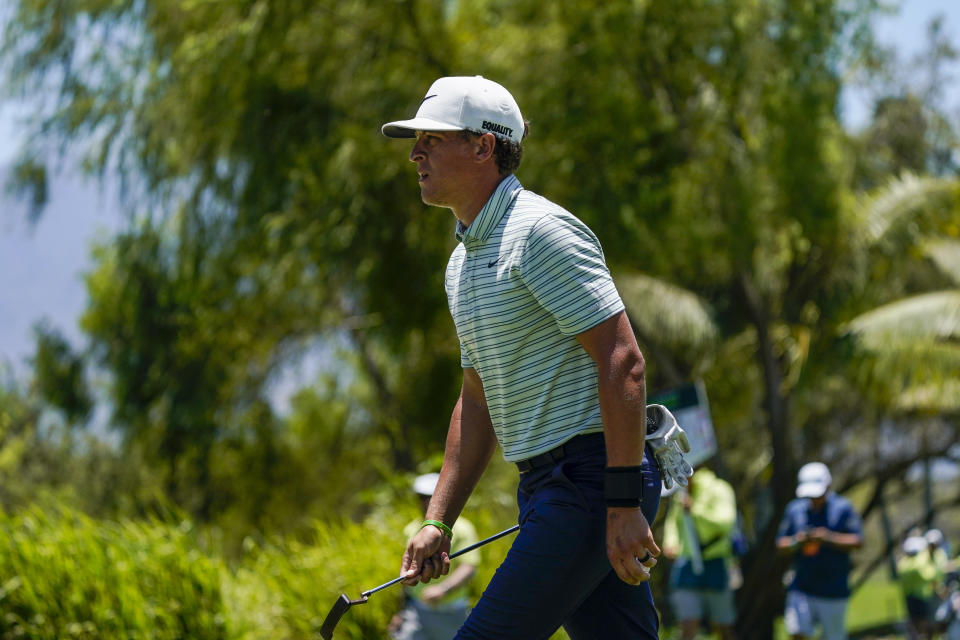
646, 404, 694, 495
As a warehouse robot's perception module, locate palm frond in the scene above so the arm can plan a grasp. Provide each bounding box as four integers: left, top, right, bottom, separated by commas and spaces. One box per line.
615, 272, 719, 353
860, 173, 956, 243
924, 239, 960, 284
849, 340, 960, 412
844, 290, 960, 344
896, 380, 960, 412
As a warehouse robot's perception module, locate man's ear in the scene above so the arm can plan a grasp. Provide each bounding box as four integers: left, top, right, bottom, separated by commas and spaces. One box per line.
474, 132, 496, 162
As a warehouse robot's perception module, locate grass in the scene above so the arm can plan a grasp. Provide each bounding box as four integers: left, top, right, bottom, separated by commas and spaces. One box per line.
847, 578, 907, 634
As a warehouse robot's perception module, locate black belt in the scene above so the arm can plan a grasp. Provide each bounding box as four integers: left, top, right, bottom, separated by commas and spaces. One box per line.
515, 432, 605, 474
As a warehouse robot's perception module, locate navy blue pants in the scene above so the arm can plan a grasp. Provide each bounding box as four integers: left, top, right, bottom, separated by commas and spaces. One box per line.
455, 439, 662, 639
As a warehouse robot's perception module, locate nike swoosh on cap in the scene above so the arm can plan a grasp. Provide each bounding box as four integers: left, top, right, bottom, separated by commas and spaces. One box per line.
420, 94, 438, 106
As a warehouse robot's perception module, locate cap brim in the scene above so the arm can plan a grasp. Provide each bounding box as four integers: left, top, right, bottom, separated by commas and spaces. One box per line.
382, 117, 465, 138
796, 482, 828, 498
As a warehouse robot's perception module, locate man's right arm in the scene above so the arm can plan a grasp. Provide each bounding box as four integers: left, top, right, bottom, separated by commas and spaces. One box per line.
775, 510, 801, 556
776, 532, 805, 556
401, 367, 498, 584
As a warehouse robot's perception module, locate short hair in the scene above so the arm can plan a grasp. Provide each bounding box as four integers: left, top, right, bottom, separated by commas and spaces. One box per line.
459, 121, 530, 175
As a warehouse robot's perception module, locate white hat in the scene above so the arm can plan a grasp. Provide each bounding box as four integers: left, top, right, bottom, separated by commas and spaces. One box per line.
796, 462, 832, 498
413, 472, 440, 496
925, 528, 944, 546
382, 76, 524, 144
903, 535, 927, 555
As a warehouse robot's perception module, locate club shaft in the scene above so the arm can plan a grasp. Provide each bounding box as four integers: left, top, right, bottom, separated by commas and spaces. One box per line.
362, 524, 520, 597
450, 523, 520, 559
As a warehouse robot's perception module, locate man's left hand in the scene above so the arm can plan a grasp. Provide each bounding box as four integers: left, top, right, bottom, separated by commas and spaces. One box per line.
606, 507, 660, 585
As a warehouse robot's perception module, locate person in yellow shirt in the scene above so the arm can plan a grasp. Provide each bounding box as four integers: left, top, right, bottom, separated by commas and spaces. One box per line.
898, 534, 940, 640
390, 473, 480, 640
663, 466, 739, 640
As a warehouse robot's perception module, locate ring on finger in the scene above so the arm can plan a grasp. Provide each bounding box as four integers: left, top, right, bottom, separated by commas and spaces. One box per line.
636, 551, 652, 564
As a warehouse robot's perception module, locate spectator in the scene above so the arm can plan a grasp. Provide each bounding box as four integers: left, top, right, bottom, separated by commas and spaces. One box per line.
390, 473, 480, 640
926, 529, 951, 632
776, 462, 863, 640
899, 534, 939, 640
662, 466, 739, 640
925, 529, 951, 582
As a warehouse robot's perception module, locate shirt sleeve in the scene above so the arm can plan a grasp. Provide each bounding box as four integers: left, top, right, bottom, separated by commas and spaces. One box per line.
777, 504, 797, 538
839, 503, 862, 535
519, 213, 624, 336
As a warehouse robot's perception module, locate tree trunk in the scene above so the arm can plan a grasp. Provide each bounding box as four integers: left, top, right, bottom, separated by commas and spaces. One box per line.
735, 272, 796, 639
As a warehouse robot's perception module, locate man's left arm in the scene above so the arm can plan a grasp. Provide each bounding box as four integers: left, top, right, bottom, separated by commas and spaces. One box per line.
577, 310, 660, 585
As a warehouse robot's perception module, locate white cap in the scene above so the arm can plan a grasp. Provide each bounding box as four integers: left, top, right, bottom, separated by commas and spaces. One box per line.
903, 535, 927, 555
382, 76, 524, 144
925, 528, 944, 546
413, 472, 440, 496
796, 462, 832, 498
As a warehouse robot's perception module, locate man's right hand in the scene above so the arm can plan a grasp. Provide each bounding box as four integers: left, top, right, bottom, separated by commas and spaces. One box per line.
401, 525, 452, 585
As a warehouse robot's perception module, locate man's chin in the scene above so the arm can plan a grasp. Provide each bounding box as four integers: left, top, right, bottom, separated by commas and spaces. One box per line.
419, 191, 442, 208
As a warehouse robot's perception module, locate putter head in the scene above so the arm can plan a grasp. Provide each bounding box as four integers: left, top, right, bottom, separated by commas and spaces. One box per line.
319, 593, 367, 640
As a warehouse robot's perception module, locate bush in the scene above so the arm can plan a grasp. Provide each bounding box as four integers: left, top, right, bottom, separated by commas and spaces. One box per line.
0, 506, 228, 639
0, 475, 533, 639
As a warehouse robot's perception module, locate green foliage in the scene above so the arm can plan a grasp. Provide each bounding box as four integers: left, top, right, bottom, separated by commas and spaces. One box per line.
0, 505, 229, 639
30, 323, 92, 425
3, 155, 47, 224
227, 514, 416, 640
0, 502, 529, 639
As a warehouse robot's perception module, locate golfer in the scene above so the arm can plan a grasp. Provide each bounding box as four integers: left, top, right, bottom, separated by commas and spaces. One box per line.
382, 76, 663, 638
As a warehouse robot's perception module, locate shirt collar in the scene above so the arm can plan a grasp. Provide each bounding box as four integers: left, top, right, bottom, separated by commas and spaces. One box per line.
455, 174, 523, 244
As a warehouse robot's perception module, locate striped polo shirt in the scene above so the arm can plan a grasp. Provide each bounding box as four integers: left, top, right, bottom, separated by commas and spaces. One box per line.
445, 174, 625, 462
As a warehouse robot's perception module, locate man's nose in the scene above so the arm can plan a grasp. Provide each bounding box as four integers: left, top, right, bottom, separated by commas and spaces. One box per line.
409, 141, 425, 162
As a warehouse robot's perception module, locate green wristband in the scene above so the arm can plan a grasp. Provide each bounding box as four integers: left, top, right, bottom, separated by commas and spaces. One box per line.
421, 519, 454, 540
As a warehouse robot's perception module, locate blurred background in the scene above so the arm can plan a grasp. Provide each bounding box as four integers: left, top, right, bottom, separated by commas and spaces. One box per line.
1, 0, 958, 638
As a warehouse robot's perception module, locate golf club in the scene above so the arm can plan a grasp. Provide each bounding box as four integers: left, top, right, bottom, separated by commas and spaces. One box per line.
319, 523, 520, 639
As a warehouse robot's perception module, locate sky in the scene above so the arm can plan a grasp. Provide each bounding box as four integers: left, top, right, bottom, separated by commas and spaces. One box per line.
1, 0, 960, 386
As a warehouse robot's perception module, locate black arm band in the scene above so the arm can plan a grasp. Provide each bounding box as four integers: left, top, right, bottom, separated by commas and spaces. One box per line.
604, 466, 645, 508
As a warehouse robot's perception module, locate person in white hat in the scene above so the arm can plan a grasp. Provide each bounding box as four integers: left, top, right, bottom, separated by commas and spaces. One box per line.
389, 473, 480, 640
776, 462, 864, 640
383, 76, 669, 639
898, 533, 941, 639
